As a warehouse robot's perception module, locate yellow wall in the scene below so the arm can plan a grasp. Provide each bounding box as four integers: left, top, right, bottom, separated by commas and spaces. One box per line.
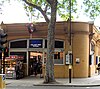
73, 34, 89, 77
1, 21, 100, 78
90, 65, 96, 76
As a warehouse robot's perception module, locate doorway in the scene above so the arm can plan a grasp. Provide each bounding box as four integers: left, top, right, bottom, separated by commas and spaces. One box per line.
28, 51, 43, 77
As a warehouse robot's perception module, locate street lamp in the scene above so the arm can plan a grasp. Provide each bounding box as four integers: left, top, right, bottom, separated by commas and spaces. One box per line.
68, 0, 72, 83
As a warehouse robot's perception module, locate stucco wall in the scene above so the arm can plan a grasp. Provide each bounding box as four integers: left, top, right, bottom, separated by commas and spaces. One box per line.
1, 21, 100, 78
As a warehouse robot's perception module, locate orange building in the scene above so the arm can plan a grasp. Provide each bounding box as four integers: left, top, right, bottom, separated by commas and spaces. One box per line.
0, 21, 100, 78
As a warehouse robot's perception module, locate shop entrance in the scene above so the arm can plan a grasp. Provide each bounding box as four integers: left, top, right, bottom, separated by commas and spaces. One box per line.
29, 51, 43, 77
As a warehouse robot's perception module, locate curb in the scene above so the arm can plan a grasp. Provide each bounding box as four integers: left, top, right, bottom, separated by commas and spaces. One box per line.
33, 84, 100, 87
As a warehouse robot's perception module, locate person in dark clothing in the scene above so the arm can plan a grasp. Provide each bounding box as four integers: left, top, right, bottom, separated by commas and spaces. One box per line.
37, 56, 42, 77
97, 63, 100, 75
37, 60, 42, 73
98, 63, 100, 67
15, 61, 20, 79
33, 58, 38, 76
37, 60, 42, 77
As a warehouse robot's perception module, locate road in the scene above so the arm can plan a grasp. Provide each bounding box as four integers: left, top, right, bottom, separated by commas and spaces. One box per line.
6, 86, 100, 89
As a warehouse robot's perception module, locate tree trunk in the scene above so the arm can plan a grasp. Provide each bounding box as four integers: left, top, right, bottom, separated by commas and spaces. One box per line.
44, 0, 57, 83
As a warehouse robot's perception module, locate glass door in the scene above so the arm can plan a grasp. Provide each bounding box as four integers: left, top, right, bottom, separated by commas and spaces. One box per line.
29, 51, 43, 76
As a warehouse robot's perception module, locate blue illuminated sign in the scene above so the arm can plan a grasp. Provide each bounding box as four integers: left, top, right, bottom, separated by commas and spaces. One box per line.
29, 39, 43, 48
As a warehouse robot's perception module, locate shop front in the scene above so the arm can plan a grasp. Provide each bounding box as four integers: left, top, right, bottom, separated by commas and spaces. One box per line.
9, 39, 64, 77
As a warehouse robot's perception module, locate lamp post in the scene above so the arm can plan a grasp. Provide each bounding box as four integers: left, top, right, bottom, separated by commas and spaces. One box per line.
68, 0, 72, 83
69, 0, 71, 46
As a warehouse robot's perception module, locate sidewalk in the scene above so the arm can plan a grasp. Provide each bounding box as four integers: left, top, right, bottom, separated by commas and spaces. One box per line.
6, 74, 100, 87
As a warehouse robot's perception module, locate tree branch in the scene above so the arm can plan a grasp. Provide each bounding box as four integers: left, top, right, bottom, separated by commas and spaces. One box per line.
46, 0, 52, 5
44, 4, 48, 13
23, 0, 50, 23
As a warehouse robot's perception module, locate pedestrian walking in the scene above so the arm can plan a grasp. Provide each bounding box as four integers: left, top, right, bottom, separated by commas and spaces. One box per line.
15, 60, 20, 79
97, 63, 100, 75
37, 59, 42, 77
33, 58, 38, 76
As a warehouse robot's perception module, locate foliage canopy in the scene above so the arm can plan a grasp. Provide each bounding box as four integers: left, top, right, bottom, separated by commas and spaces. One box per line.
1, 0, 100, 21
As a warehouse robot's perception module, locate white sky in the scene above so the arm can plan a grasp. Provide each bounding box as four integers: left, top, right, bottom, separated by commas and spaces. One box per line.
0, 0, 29, 23
0, 0, 100, 27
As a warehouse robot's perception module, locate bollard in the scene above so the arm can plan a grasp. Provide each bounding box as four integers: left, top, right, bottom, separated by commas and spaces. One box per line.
69, 65, 72, 83
0, 74, 6, 89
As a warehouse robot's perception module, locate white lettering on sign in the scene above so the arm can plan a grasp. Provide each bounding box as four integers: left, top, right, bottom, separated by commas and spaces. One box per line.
30, 44, 41, 47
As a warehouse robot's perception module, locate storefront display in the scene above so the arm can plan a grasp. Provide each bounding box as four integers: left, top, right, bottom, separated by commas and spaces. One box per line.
6, 67, 15, 79
4, 55, 24, 79
5, 57, 16, 78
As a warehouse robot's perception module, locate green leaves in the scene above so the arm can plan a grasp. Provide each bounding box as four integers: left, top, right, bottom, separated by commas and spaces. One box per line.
57, 0, 77, 21
22, 0, 78, 22
2, 0, 100, 22
83, 0, 100, 20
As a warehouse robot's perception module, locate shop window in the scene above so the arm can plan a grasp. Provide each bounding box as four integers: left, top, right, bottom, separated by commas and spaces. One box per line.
44, 52, 63, 64
10, 52, 27, 63
10, 40, 27, 48
96, 56, 98, 65
55, 41, 64, 48
45, 40, 64, 48
54, 52, 63, 64
29, 39, 43, 48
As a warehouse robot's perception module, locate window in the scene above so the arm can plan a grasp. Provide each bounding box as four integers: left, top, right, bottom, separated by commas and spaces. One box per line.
54, 52, 63, 64
96, 56, 98, 65
44, 52, 63, 64
45, 40, 64, 48
55, 41, 64, 48
10, 52, 27, 63
10, 40, 27, 48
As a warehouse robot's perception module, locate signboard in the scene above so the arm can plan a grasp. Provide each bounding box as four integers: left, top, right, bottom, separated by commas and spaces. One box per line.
6, 55, 24, 60
10, 55, 18, 59
29, 39, 43, 48
66, 54, 70, 64
76, 58, 80, 64
66, 53, 73, 65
